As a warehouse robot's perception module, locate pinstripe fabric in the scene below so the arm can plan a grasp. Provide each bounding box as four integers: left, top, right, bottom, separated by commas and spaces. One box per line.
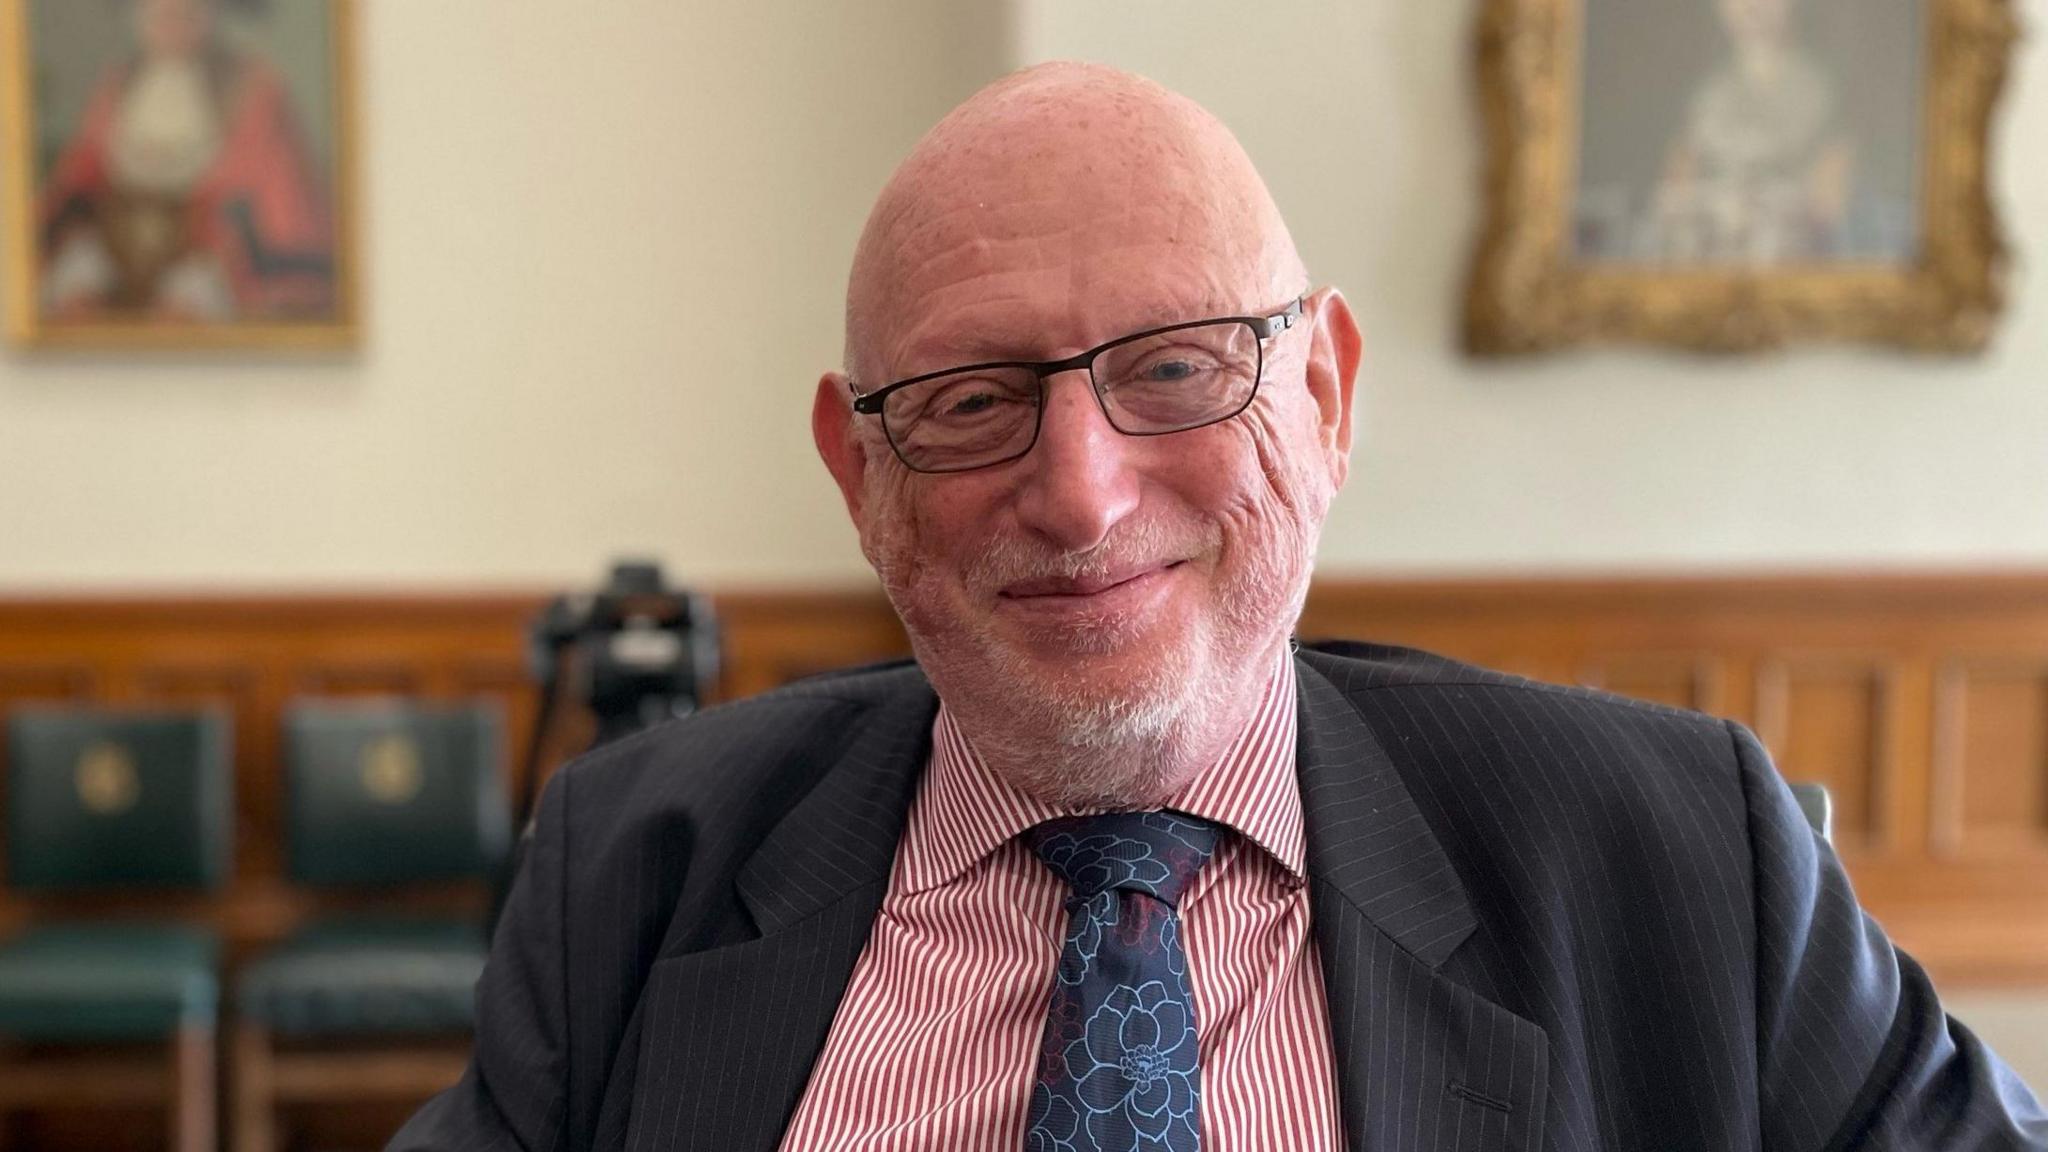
389, 644, 2047, 1152
775, 654, 1344, 1151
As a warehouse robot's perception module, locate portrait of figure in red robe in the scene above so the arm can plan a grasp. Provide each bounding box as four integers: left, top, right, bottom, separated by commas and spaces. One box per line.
23, 0, 344, 330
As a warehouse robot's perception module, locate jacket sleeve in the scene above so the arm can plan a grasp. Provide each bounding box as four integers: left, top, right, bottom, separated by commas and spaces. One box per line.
1736, 721, 2048, 1151
388, 770, 574, 1152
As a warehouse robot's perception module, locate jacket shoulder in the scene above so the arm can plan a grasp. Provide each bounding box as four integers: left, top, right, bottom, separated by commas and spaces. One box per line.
551, 657, 928, 819
1300, 639, 1726, 736
530, 657, 932, 971
1298, 639, 1749, 864
1301, 641, 1763, 1019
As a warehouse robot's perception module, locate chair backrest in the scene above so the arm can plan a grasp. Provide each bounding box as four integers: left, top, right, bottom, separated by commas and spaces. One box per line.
1789, 782, 1833, 844
282, 700, 510, 887
4, 706, 232, 892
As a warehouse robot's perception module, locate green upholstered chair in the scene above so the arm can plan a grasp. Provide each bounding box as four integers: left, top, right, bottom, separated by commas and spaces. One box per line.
0, 706, 232, 1152
233, 700, 508, 1152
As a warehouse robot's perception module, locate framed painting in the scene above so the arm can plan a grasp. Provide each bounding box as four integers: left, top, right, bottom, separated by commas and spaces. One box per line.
1, 0, 357, 349
1464, 0, 2017, 355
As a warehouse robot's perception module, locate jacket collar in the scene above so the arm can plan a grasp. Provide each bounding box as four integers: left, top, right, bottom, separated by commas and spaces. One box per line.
732, 672, 937, 935
1294, 652, 1478, 967
729, 655, 1482, 959
729, 653, 1480, 963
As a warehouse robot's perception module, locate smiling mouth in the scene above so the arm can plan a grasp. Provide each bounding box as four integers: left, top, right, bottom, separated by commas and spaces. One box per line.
998, 561, 1183, 600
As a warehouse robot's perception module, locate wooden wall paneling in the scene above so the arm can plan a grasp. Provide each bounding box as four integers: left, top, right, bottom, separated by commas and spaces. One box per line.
1480, 651, 1582, 686
1715, 656, 1760, 733
712, 592, 912, 700
295, 663, 427, 697
5, 577, 2048, 994
1575, 653, 1723, 712
453, 659, 542, 814
1754, 656, 1896, 856
1933, 658, 2048, 858
1885, 657, 1939, 867
0, 663, 96, 702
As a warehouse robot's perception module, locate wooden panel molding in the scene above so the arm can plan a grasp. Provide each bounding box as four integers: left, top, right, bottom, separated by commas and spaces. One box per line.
1755, 658, 1895, 854
1935, 659, 2048, 859
2, 573, 2047, 992
1577, 653, 1722, 714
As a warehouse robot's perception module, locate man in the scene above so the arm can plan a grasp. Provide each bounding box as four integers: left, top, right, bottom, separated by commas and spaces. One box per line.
393, 64, 2045, 1151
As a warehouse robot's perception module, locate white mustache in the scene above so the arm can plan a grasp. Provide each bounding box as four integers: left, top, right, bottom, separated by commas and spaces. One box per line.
964, 515, 1222, 594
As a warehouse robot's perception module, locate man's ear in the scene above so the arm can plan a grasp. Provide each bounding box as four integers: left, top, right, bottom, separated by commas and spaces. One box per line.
814, 371, 871, 525
1303, 287, 1362, 490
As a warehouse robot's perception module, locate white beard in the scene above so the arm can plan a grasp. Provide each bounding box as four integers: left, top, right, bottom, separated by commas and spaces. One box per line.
869, 489, 1317, 811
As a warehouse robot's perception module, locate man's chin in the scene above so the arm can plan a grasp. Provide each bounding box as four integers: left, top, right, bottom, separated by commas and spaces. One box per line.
990, 611, 1189, 665
981, 626, 1202, 723
985, 664, 1188, 757
901, 585, 1208, 734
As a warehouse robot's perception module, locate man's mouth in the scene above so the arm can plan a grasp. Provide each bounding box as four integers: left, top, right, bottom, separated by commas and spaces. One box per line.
998, 561, 1183, 600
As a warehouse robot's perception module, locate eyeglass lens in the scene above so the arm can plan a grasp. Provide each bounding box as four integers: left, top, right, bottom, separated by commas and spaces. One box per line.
881, 319, 1263, 473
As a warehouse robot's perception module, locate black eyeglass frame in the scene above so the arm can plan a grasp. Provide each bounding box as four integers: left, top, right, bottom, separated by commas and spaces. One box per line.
848, 296, 1307, 474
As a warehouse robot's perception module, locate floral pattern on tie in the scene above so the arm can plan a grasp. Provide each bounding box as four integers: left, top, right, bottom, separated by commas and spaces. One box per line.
1024, 811, 1220, 1152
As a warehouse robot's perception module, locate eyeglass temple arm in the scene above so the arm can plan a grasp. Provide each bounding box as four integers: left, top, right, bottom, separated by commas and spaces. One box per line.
1249, 297, 1306, 339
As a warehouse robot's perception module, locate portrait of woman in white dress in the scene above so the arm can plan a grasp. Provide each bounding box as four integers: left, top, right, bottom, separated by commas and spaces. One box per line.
1573, 0, 1920, 268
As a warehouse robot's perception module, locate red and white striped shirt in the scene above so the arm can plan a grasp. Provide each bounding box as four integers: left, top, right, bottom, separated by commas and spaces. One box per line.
779, 655, 1346, 1151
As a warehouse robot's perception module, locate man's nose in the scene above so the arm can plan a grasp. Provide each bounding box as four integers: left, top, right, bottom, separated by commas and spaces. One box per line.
1011, 370, 1141, 553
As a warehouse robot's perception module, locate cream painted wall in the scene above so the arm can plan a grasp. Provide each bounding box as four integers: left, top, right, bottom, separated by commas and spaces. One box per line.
3, 0, 2044, 591
0, 0, 1003, 589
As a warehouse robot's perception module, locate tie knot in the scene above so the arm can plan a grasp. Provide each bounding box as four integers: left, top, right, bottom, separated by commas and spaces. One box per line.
1025, 811, 1222, 908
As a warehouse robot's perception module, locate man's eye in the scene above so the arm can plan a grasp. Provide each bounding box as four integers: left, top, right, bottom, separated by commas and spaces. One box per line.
1141, 359, 1204, 382
1127, 353, 1223, 385
920, 377, 1027, 422
946, 391, 1000, 416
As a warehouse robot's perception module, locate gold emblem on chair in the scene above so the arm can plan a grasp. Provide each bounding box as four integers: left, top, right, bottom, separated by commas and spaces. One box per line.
75, 741, 141, 816
360, 734, 424, 805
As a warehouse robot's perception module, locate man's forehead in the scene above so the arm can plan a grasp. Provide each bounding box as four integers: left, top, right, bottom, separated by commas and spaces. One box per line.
847, 64, 1301, 377
886, 124, 1251, 243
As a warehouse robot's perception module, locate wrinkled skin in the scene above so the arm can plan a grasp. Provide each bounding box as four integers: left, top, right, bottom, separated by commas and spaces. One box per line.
814, 63, 1362, 809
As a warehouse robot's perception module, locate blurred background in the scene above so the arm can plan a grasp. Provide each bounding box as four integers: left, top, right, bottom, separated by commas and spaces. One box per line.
0, 1, 2043, 1148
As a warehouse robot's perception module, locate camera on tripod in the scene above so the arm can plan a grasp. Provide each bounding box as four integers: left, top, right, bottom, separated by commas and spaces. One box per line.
527, 559, 720, 749
493, 562, 719, 927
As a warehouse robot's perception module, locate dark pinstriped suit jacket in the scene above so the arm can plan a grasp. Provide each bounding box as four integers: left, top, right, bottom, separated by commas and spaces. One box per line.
392, 643, 2046, 1152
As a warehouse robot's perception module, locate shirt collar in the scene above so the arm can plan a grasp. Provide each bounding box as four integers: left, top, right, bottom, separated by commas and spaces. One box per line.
894, 650, 1305, 895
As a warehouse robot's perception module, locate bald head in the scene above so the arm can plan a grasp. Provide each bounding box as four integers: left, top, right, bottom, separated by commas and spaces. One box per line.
843, 62, 1306, 386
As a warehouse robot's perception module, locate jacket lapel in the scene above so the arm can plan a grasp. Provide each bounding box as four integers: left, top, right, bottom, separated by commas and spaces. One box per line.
620, 677, 937, 1152
1296, 656, 1549, 1152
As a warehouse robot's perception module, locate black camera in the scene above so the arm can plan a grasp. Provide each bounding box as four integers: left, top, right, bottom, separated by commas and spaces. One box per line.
495, 561, 719, 929
527, 559, 720, 748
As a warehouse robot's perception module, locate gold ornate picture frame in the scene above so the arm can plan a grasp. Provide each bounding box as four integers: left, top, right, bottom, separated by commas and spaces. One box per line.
1, 0, 359, 350
1464, 0, 2017, 355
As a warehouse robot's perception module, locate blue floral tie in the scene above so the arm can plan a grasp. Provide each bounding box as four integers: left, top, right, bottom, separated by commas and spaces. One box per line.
1024, 811, 1222, 1152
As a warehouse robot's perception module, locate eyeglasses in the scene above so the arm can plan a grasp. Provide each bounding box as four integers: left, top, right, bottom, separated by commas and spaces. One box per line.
848, 297, 1306, 474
